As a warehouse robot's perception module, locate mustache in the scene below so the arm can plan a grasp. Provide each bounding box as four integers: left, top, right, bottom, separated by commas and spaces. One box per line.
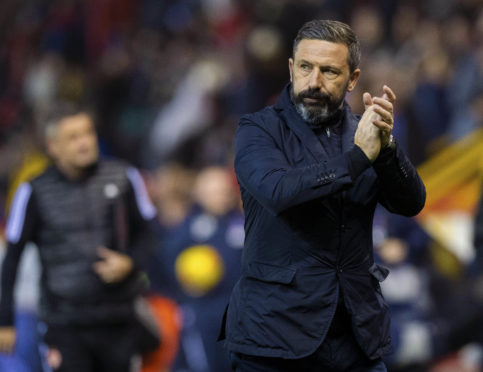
297, 89, 330, 102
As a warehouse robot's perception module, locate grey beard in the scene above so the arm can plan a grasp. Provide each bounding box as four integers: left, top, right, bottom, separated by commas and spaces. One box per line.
294, 102, 333, 126
290, 85, 343, 127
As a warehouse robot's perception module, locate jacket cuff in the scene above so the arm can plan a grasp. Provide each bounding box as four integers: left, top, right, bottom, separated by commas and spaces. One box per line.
127, 251, 144, 272
374, 142, 397, 168
345, 146, 372, 181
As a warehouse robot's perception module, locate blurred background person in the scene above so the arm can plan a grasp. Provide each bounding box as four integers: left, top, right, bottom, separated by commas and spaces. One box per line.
0, 106, 159, 372
149, 165, 243, 372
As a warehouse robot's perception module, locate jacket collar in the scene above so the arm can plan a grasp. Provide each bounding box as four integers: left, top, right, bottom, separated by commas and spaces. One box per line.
52, 161, 99, 183
274, 83, 358, 161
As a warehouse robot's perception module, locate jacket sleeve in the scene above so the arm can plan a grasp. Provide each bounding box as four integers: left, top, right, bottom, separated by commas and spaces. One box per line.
125, 167, 158, 270
0, 183, 37, 326
373, 143, 426, 217
234, 117, 371, 216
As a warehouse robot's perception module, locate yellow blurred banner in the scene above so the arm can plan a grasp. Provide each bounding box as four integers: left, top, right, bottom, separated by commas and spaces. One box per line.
416, 129, 483, 265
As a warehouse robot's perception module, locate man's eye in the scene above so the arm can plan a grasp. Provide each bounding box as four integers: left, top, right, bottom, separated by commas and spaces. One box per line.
300, 64, 311, 71
324, 70, 338, 79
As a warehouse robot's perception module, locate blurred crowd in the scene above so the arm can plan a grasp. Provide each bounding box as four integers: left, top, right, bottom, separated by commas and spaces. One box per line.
0, 0, 483, 371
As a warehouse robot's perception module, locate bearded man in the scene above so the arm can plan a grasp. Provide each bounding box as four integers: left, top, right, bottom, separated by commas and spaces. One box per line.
219, 20, 426, 372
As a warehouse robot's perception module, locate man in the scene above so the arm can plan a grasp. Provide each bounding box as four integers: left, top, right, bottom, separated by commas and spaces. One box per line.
220, 20, 426, 371
0, 106, 158, 371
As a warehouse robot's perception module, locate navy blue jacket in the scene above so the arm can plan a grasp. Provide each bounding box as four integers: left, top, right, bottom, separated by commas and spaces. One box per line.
222, 84, 426, 360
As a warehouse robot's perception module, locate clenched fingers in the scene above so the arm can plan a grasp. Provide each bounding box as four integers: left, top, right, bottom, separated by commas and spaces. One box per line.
372, 119, 392, 132
372, 103, 393, 125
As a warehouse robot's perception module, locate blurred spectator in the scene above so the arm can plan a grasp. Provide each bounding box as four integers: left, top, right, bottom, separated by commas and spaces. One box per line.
373, 208, 434, 370
0, 0, 481, 174
0, 119, 47, 372
0, 242, 42, 372
378, 238, 433, 370
374, 206, 483, 371
0, 106, 159, 371
150, 163, 195, 229
149, 166, 243, 372
147, 57, 230, 165
148, 163, 196, 301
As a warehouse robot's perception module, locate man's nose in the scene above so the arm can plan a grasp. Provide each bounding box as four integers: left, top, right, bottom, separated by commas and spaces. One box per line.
308, 69, 324, 90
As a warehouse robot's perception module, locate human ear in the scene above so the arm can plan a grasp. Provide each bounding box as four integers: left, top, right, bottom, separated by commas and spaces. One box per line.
347, 69, 360, 92
288, 58, 294, 82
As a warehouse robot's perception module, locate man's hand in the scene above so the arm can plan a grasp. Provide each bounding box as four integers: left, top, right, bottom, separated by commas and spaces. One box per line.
93, 246, 134, 283
354, 93, 382, 162
367, 85, 396, 148
355, 86, 397, 161
0, 326, 16, 353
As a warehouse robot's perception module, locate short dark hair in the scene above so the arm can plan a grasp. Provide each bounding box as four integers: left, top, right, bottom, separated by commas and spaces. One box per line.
293, 20, 361, 72
44, 103, 94, 140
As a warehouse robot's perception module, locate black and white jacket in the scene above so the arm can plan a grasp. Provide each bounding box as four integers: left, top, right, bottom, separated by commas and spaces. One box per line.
1, 159, 157, 326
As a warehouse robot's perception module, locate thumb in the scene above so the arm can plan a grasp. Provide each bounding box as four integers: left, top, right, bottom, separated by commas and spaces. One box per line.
363, 92, 373, 109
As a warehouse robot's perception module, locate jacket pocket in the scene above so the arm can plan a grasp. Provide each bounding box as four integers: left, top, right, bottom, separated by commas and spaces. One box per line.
368, 263, 390, 310
368, 263, 390, 282
245, 262, 296, 284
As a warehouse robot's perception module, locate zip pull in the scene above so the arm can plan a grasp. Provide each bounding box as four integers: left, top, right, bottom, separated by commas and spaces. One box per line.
326, 127, 331, 138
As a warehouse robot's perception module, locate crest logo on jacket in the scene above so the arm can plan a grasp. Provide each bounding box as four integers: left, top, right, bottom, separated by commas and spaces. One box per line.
104, 183, 120, 199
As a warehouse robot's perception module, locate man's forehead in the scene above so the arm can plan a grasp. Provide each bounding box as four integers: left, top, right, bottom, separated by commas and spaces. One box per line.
59, 113, 91, 128
57, 114, 93, 135
294, 39, 349, 66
